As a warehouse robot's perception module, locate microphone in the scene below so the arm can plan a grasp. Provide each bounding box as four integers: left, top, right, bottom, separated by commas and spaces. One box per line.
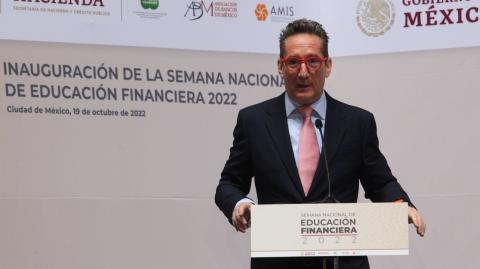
315, 119, 339, 203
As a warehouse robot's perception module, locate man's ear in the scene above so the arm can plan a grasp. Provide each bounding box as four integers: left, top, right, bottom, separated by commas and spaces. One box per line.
325, 57, 333, 78
277, 59, 284, 76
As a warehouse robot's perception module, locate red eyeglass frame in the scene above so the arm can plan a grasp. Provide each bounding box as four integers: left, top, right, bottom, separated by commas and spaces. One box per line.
280, 55, 326, 72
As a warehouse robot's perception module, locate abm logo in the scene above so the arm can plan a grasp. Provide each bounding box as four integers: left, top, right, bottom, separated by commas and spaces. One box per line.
141, 0, 159, 10
184, 1, 213, 20
255, 3, 268, 21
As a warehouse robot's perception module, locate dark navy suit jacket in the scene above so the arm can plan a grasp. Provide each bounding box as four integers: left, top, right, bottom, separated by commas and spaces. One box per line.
215, 92, 412, 269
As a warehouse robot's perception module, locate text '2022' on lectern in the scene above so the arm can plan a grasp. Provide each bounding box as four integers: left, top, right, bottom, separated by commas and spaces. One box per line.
251, 203, 408, 258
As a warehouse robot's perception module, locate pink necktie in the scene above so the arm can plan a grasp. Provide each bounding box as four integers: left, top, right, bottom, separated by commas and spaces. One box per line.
298, 106, 320, 195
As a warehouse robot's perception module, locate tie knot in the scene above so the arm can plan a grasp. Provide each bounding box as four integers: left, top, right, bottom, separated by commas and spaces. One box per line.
298, 106, 313, 119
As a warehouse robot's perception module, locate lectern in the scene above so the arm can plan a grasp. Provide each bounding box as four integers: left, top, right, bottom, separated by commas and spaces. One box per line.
251, 203, 408, 269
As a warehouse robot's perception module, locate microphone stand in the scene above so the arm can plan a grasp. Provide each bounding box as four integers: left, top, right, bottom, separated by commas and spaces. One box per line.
315, 119, 339, 269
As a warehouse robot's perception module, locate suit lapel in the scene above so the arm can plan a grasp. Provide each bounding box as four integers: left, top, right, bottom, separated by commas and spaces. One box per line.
265, 93, 305, 198
309, 93, 347, 197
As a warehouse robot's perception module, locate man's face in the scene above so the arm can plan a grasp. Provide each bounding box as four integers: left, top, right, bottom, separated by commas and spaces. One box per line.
278, 33, 332, 106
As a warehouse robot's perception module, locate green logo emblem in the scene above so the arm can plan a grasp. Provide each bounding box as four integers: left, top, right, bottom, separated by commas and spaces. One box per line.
141, 0, 159, 10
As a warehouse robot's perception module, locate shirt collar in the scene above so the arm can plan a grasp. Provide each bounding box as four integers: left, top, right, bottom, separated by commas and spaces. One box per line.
285, 91, 327, 120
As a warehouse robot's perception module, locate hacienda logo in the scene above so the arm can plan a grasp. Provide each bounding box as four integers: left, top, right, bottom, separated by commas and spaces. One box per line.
255, 3, 268, 21
11, 0, 110, 16
13, 0, 104, 6
141, 0, 158, 10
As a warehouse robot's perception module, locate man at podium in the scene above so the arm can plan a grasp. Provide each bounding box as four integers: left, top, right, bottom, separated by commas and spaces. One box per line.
215, 18, 425, 269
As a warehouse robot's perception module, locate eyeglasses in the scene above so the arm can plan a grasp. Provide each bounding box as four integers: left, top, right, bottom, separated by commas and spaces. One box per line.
281, 55, 326, 72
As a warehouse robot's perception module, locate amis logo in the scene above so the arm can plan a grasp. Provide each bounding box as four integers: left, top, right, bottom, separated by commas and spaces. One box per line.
255, 3, 294, 22
141, 0, 159, 10
254, 3, 268, 21
13, 0, 105, 6
270, 5, 293, 17
185, 1, 238, 20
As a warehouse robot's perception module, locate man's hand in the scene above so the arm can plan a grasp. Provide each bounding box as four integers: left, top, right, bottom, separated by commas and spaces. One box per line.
408, 206, 426, 237
232, 202, 251, 233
